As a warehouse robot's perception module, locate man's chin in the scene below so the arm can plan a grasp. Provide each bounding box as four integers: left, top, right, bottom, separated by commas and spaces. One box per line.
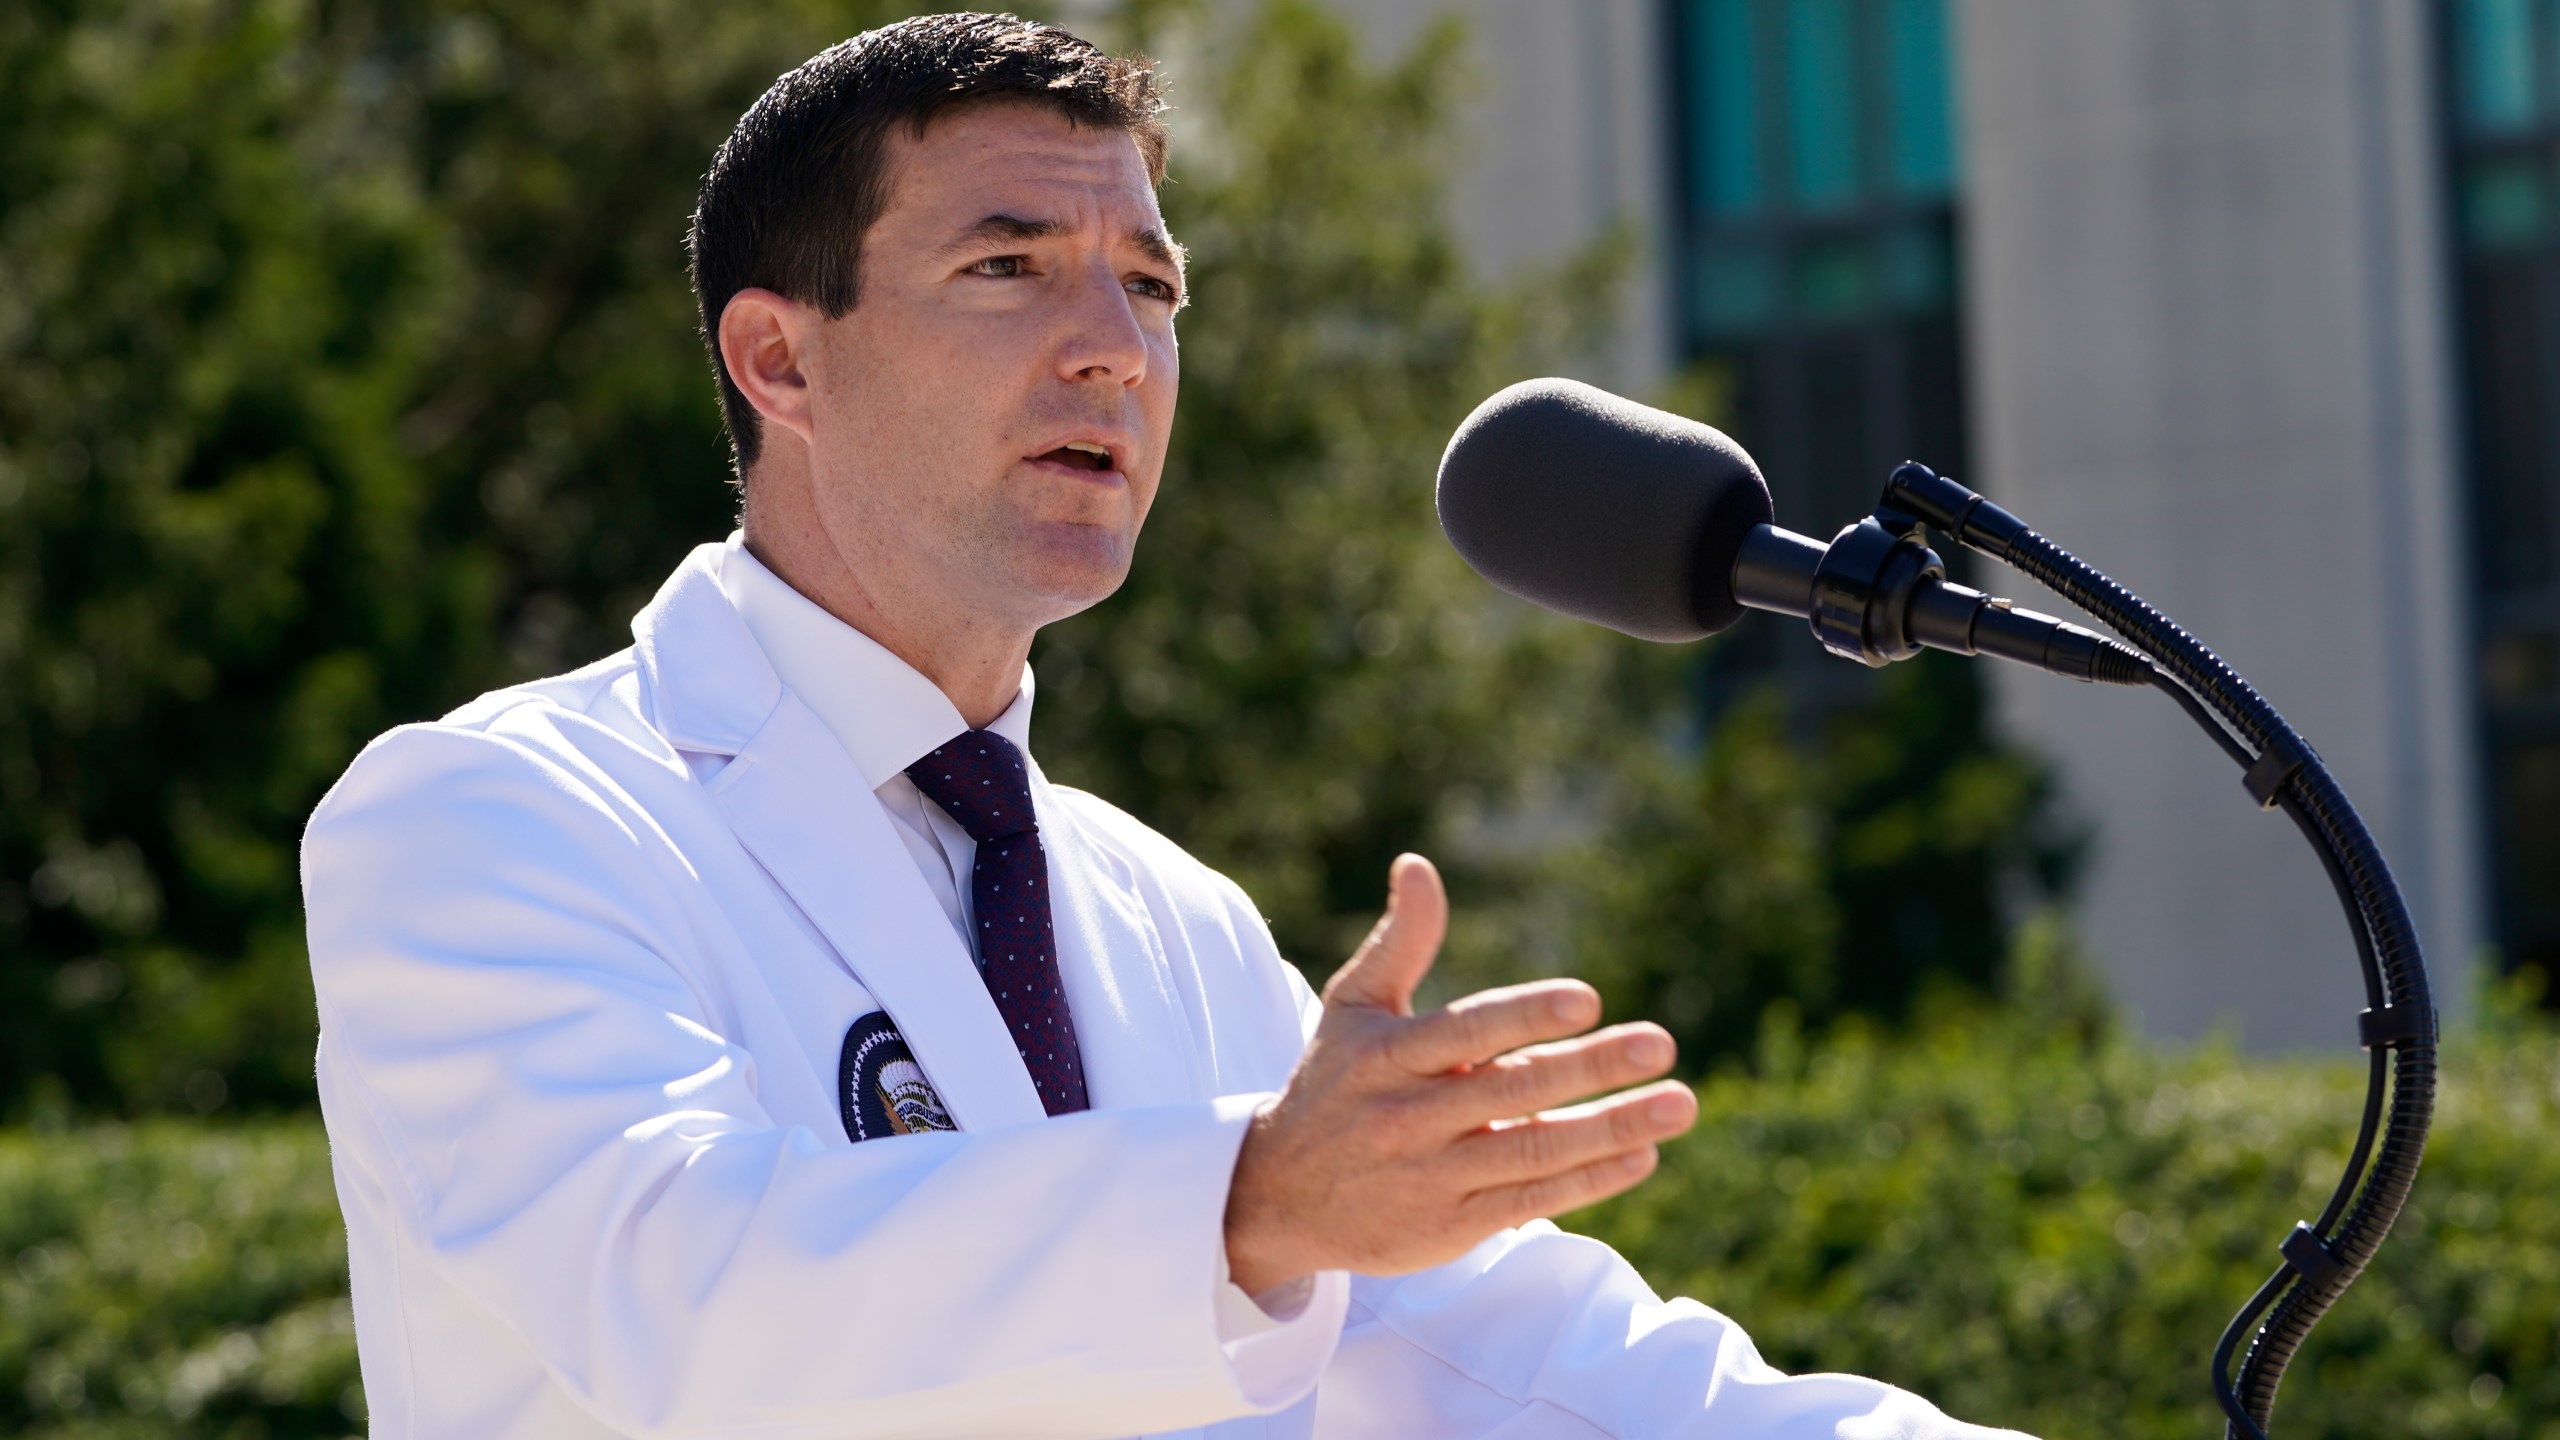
1008, 529, 1136, 619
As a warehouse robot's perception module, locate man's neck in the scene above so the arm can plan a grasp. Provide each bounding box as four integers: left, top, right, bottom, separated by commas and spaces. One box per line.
740, 475, 1032, 731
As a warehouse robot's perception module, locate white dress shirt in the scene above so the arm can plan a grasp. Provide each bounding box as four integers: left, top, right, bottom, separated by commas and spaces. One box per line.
716, 537, 1323, 1370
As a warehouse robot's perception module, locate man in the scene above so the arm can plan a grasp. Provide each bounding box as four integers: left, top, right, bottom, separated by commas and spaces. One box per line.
303, 14, 2029, 1438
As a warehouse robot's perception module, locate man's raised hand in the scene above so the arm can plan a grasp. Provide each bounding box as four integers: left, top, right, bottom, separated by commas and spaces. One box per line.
1222, 853, 1697, 1295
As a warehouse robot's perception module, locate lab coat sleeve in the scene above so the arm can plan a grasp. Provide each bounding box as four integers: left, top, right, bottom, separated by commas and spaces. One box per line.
303, 722, 1304, 1440
1322, 1224, 2035, 1438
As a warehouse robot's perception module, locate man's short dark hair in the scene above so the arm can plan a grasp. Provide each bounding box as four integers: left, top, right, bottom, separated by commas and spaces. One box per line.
687, 12, 1169, 477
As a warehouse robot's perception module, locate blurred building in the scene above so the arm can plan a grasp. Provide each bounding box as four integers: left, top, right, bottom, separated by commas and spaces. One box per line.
1338, 0, 2560, 1047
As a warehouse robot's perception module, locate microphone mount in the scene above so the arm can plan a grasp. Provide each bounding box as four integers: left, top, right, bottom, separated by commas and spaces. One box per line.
1728, 475, 2152, 686
1731, 460, 2436, 1440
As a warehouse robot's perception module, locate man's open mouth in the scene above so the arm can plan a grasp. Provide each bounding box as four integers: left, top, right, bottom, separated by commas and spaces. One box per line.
1037, 441, 1116, 473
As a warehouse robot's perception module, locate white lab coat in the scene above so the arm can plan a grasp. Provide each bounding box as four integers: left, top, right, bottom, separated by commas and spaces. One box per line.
303, 541, 2030, 1439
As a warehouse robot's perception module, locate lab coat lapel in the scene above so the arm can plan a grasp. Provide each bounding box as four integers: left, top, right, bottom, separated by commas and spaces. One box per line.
1030, 762, 1210, 1110
633, 548, 1047, 1134
710, 699, 1047, 1132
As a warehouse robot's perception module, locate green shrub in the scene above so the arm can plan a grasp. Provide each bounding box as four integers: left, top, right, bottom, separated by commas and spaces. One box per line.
0, 1123, 356, 1438
7, 1011, 2546, 1438
1578, 1000, 2559, 1439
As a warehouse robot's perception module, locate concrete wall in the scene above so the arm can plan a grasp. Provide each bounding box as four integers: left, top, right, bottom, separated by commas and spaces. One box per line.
1956, 0, 2486, 1044
1338, 0, 1680, 394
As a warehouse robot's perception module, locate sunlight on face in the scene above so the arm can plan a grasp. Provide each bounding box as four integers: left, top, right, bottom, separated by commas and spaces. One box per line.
800, 101, 1183, 634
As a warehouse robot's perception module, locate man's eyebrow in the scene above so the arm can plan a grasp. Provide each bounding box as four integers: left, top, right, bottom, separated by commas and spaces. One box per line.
936, 212, 1185, 274
932, 213, 1070, 258
1130, 227, 1188, 276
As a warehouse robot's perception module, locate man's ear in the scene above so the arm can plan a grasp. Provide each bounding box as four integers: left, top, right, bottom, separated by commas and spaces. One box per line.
718, 288, 821, 450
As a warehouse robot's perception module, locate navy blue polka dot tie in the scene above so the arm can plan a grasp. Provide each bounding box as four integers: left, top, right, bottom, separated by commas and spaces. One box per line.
905, 730, 1090, 1117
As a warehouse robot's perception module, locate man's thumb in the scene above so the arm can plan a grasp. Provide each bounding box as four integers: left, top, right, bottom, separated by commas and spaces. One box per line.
1325, 853, 1448, 1016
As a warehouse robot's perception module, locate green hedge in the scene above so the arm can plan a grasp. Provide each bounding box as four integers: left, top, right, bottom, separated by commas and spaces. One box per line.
5, 1009, 2549, 1438
0, 1124, 357, 1437
1577, 1002, 2559, 1440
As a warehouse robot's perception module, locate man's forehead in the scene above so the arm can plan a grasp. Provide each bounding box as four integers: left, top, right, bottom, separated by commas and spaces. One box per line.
886, 104, 1163, 230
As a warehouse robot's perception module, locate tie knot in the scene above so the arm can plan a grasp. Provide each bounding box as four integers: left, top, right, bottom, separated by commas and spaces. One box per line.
904, 730, 1039, 843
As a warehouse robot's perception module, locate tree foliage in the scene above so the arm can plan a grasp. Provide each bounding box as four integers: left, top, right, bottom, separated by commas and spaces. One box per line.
0, 0, 908, 1116
1574, 655, 2081, 1065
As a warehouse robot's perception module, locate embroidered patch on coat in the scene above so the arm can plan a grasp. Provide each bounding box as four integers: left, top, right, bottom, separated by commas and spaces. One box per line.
839, 1010, 956, 1142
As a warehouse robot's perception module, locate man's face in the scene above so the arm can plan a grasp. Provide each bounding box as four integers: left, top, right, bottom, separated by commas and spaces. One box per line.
794, 102, 1181, 633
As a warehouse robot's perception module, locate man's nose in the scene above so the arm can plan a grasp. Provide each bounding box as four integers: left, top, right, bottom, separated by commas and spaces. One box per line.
1052, 260, 1152, 388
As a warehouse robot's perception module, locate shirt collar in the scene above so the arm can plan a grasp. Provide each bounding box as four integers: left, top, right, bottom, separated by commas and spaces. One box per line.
715, 533, 1035, 791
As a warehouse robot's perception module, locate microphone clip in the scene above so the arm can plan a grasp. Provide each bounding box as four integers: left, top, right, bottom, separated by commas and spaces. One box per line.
1727, 465, 2154, 686
1809, 509, 1944, 668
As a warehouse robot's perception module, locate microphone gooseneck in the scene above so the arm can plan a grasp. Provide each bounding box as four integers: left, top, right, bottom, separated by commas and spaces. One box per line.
1878, 464, 2435, 1440
1435, 379, 2435, 1440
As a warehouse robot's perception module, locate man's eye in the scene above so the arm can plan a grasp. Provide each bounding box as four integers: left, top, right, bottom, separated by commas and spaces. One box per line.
1127, 275, 1177, 303
968, 256, 1027, 278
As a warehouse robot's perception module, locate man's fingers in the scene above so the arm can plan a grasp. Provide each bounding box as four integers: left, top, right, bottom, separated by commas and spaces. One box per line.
1383, 979, 1604, 1077
1419, 1022, 1675, 1122
1323, 854, 1449, 1017
1463, 1142, 1665, 1230
1453, 1080, 1697, 1186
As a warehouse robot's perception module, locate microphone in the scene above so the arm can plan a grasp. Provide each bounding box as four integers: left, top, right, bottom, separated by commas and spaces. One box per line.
1442, 385, 2437, 1440
1436, 378, 2149, 685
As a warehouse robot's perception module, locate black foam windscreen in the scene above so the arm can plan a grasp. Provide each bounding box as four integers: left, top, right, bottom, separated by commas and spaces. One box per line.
1436, 378, 1773, 642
